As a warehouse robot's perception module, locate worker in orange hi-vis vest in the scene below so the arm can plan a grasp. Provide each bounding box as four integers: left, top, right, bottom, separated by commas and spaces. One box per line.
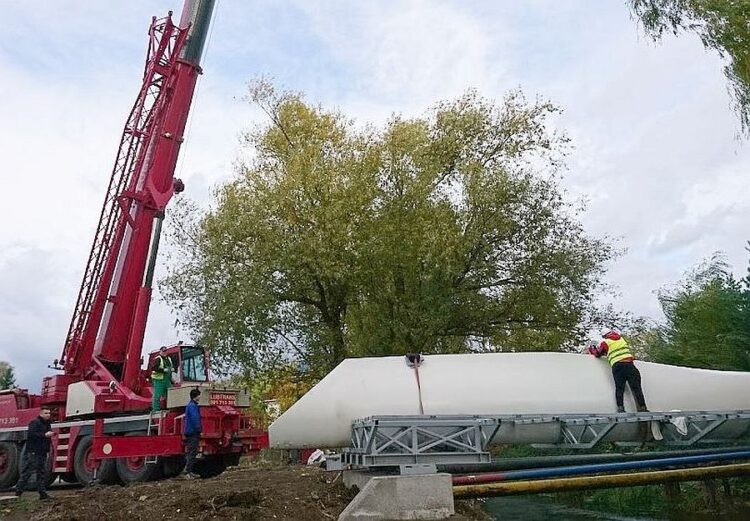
588, 329, 648, 413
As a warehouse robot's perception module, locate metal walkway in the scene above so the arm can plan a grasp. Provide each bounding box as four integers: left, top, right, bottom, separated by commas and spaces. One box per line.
328, 410, 750, 470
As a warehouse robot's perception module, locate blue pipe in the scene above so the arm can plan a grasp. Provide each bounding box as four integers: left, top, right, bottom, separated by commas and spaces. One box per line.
452, 450, 750, 485
441, 446, 750, 473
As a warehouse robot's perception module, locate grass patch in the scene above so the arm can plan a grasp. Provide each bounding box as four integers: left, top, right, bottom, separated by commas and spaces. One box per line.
557, 478, 750, 518
489, 445, 750, 517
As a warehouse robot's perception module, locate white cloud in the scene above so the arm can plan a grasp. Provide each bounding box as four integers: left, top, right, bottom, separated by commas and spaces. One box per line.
292, 0, 513, 121
0, 246, 71, 387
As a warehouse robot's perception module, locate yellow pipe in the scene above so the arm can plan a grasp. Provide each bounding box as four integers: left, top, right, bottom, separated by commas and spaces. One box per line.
453, 462, 750, 498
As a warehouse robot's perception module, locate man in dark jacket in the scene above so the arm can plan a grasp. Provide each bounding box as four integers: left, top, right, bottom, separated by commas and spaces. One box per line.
15, 406, 54, 499
182, 388, 202, 479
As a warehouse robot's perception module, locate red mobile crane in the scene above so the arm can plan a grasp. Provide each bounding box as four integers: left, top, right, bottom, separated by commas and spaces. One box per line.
0, 0, 267, 489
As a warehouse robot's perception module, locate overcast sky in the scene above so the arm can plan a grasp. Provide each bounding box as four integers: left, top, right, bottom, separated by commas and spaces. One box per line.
1, 1, 748, 390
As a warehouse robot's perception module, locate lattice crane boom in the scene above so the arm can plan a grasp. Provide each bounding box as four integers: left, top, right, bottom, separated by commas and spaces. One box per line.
59, 1, 214, 397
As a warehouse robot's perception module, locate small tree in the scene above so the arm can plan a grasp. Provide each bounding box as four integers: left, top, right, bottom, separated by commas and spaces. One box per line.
646, 253, 750, 370
0, 362, 16, 390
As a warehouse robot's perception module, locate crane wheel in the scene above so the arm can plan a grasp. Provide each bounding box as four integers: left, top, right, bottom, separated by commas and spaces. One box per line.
161, 455, 185, 478
73, 436, 118, 486
195, 456, 227, 479
0, 442, 20, 489
59, 472, 78, 484
114, 433, 162, 484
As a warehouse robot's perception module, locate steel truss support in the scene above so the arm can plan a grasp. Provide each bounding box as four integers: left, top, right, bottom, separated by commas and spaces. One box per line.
334, 416, 500, 468
328, 411, 750, 471
543, 410, 750, 449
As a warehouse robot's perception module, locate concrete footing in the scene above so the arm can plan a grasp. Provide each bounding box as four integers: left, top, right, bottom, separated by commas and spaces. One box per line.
343, 469, 397, 491
338, 472, 455, 520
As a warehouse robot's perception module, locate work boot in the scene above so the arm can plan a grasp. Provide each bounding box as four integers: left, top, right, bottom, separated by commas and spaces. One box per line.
39, 492, 52, 501
14, 490, 22, 498
616, 406, 625, 413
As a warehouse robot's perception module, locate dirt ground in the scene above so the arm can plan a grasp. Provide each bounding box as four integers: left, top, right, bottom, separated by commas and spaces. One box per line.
0, 464, 490, 521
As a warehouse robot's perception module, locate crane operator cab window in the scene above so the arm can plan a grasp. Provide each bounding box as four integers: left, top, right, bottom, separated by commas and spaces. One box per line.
180, 346, 209, 383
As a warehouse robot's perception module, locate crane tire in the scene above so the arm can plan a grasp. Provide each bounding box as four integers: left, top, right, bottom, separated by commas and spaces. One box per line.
60, 472, 78, 484
114, 433, 162, 483
195, 456, 227, 479
73, 435, 118, 486
161, 455, 185, 478
0, 442, 20, 489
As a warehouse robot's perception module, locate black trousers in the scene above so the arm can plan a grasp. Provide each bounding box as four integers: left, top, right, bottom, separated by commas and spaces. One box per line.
612, 361, 647, 409
16, 451, 48, 495
184, 434, 200, 473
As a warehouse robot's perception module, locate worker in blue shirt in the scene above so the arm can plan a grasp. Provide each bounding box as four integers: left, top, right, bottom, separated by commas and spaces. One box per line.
183, 388, 202, 479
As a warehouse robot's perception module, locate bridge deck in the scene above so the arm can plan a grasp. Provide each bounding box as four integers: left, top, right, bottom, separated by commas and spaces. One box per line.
328, 410, 750, 470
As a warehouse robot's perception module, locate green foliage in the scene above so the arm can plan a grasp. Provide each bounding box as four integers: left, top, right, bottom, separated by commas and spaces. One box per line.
645, 249, 750, 370
562, 485, 666, 518
0, 361, 16, 390
561, 478, 750, 518
629, 0, 750, 134
162, 81, 612, 382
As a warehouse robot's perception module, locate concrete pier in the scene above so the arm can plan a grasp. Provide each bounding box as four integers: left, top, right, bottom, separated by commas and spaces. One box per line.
338, 472, 454, 521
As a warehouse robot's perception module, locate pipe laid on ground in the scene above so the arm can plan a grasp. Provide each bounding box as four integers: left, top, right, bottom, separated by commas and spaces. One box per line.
453, 461, 750, 498
440, 446, 750, 474
452, 449, 750, 485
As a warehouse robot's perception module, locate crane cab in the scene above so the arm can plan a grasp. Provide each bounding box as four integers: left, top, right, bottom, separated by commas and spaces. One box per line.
146, 344, 251, 410
146, 343, 210, 386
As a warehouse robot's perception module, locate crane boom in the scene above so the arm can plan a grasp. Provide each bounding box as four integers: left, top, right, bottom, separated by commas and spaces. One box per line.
59, 0, 215, 396
0, 2, 268, 491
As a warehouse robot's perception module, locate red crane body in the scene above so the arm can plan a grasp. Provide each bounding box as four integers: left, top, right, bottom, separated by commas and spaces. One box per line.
0, 1, 268, 489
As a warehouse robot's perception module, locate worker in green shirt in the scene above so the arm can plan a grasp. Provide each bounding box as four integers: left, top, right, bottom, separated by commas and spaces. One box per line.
151, 346, 174, 411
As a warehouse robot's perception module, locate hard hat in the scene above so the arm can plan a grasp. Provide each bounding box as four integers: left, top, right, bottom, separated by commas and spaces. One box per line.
601, 327, 619, 338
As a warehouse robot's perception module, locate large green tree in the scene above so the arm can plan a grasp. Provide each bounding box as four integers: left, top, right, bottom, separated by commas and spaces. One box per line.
645, 251, 750, 370
162, 83, 611, 380
0, 361, 16, 390
629, 0, 750, 134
